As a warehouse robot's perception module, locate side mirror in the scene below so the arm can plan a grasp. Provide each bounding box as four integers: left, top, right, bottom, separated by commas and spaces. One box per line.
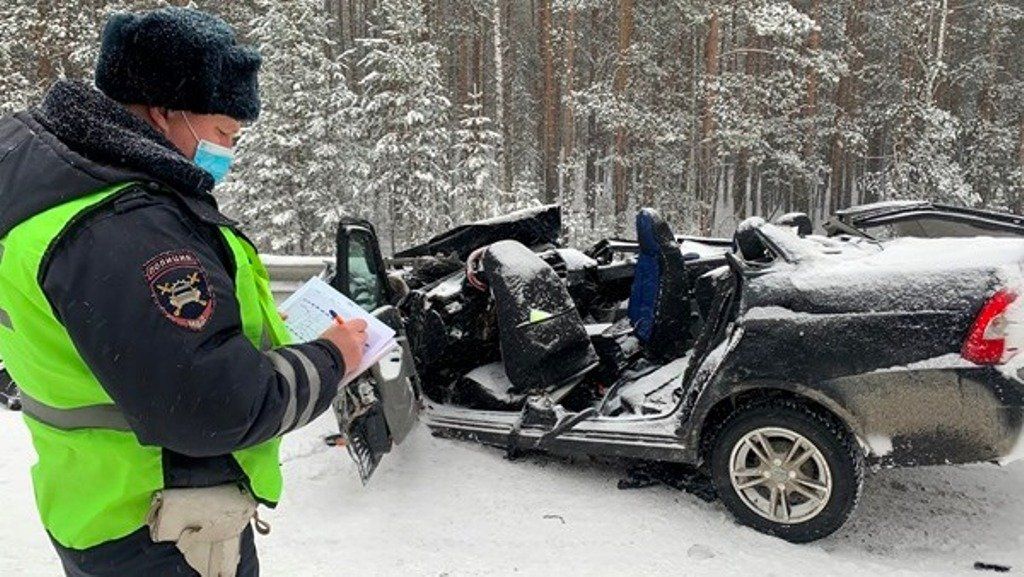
334, 220, 392, 312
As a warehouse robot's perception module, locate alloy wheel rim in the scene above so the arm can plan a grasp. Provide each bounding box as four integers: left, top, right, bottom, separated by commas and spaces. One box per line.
728, 426, 832, 525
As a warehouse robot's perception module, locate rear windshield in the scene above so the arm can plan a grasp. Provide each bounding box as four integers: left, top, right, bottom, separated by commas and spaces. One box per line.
863, 216, 1024, 240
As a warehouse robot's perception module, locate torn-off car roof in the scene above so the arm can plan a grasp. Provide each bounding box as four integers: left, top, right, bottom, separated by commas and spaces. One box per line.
395, 205, 562, 261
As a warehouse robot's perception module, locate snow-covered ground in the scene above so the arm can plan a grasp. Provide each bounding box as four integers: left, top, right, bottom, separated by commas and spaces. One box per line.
2, 409, 1023, 577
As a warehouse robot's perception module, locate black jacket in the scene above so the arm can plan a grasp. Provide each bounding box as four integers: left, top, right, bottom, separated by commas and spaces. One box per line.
0, 81, 345, 489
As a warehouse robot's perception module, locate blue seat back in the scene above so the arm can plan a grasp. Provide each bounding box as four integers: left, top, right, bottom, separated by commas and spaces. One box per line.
628, 210, 661, 342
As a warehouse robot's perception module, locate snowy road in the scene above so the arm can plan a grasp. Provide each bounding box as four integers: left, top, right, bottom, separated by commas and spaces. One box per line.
2, 409, 1022, 577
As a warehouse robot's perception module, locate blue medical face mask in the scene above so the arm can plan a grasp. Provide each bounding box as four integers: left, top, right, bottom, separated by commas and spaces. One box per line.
182, 112, 235, 184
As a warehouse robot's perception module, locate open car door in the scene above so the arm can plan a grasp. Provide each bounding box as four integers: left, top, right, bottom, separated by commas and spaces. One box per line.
331, 219, 421, 482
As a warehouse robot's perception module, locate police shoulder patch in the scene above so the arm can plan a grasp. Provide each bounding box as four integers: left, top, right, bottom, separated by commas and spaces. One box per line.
144, 249, 216, 331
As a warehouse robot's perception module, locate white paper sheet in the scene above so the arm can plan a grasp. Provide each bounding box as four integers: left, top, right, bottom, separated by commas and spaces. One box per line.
280, 277, 397, 385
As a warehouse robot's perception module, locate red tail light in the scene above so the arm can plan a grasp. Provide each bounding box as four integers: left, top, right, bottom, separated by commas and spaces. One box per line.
962, 289, 1019, 365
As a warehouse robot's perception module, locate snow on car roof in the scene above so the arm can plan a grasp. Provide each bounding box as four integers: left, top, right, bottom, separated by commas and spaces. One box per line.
798, 235, 1024, 273
764, 221, 1024, 274
753, 223, 1024, 308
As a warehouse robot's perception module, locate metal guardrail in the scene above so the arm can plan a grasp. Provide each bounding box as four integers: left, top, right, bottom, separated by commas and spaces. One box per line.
261, 254, 333, 303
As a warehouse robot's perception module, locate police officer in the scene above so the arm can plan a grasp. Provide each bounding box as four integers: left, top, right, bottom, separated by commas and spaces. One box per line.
0, 7, 367, 577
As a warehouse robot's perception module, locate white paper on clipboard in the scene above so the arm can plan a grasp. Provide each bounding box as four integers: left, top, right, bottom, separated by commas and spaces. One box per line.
279, 277, 397, 385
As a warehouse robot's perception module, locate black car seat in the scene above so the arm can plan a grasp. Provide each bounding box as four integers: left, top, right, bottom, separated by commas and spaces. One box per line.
734, 217, 771, 262
627, 208, 691, 361
477, 240, 599, 395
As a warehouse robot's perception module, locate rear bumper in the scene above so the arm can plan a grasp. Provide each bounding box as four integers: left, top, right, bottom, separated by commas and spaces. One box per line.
828, 363, 1024, 468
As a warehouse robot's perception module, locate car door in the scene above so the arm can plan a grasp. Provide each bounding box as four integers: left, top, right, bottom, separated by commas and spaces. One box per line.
334, 219, 392, 311
332, 219, 421, 448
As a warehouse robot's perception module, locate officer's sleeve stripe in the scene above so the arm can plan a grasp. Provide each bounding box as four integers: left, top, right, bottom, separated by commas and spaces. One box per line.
266, 350, 298, 436
289, 348, 322, 431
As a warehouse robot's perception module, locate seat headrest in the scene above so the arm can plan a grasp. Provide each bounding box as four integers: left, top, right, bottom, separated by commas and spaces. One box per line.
636, 208, 676, 255
774, 212, 813, 236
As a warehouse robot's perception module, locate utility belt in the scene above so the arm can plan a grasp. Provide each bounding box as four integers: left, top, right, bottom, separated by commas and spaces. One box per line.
147, 484, 266, 577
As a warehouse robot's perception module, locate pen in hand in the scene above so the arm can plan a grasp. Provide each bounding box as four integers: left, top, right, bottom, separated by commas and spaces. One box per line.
329, 309, 344, 326
321, 310, 368, 377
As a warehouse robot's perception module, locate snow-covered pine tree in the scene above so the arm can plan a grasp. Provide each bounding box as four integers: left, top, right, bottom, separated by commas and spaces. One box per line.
0, 2, 34, 115
958, 1, 1024, 212
3, 0, 1024, 250
452, 87, 503, 222
884, 104, 974, 204
0, 0, 104, 113
222, 0, 355, 255
349, 0, 452, 252
708, 0, 841, 228
858, 0, 975, 206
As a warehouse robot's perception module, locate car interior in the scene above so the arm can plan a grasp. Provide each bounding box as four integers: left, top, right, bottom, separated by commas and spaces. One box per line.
381, 208, 742, 421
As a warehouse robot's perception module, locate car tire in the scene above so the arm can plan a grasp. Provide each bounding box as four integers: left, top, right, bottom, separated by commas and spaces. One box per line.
709, 399, 863, 543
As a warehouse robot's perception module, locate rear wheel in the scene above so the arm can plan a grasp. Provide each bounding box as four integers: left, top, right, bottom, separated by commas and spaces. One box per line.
710, 399, 863, 543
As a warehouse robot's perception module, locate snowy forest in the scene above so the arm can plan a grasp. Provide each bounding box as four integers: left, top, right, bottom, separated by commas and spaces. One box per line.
2, 0, 1023, 254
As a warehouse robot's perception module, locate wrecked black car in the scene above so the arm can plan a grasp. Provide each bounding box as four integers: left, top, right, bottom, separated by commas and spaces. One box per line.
329, 204, 1024, 543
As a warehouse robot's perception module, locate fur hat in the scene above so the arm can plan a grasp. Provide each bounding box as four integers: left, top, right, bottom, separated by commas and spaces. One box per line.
95, 7, 262, 121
